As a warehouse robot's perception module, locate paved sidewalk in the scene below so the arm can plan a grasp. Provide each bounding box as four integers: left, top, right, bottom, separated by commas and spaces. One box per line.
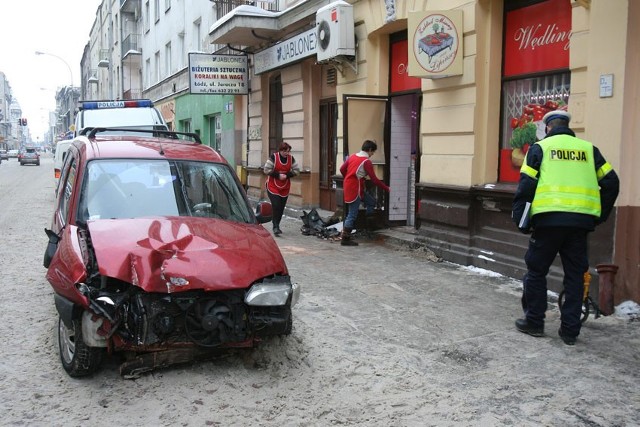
270, 211, 640, 425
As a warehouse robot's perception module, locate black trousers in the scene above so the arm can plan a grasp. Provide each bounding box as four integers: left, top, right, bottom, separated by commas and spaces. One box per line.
522, 227, 588, 337
267, 192, 288, 228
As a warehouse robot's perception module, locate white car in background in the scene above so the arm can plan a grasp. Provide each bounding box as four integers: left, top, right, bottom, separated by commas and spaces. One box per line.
54, 99, 169, 188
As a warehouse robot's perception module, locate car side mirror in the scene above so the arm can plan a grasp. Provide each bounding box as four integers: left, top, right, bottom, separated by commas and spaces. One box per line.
255, 201, 273, 224
43, 228, 60, 268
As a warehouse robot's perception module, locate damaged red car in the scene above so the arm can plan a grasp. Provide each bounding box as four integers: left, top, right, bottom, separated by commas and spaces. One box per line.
44, 128, 299, 377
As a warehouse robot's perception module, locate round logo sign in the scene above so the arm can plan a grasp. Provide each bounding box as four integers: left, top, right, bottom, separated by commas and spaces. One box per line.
412, 14, 460, 74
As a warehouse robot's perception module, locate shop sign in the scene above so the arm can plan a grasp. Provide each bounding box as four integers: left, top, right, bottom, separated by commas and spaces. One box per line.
408, 10, 463, 78
503, 0, 571, 77
390, 39, 421, 92
254, 28, 317, 75
188, 53, 248, 95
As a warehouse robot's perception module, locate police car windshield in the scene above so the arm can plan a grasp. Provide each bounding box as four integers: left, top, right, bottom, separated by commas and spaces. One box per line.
81, 108, 163, 129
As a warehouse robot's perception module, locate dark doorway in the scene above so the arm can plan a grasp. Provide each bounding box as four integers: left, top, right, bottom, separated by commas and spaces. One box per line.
268, 74, 283, 154
319, 99, 338, 211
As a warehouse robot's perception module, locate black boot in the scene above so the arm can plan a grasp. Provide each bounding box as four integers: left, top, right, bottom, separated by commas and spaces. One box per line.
341, 227, 358, 246
273, 223, 282, 236
364, 214, 377, 238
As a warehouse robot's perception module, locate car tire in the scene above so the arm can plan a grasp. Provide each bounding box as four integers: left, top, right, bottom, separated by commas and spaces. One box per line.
58, 316, 104, 377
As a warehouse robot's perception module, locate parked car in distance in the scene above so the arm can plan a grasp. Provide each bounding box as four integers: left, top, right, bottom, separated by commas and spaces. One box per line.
8, 149, 19, 158
0, 149, 8, 160
44, 128, 298, 378
19, 147, 40, 166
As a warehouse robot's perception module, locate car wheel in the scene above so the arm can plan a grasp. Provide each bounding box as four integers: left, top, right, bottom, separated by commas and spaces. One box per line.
58, 316, 104, 377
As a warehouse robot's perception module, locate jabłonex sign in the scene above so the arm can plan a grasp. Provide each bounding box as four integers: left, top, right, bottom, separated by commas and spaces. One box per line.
254, 28, 317, 75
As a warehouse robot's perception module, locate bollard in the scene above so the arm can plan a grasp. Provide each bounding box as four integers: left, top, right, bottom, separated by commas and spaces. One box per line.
595, 264, 619, 316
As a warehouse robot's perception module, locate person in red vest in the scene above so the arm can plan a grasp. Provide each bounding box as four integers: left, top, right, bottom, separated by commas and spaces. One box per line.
340, 140, 390, 246
264, 142, 300, 236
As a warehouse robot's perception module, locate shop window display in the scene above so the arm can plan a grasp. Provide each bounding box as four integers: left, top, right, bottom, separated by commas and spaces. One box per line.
499, 0, 572, 182
500, 72, 570, 181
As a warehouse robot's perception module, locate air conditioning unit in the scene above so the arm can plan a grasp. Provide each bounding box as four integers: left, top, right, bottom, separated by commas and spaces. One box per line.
316, 1, 355, 62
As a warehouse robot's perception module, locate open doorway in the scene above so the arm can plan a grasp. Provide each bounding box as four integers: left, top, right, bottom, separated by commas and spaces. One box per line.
319, 99, 338, 211
388, 94, 419, 225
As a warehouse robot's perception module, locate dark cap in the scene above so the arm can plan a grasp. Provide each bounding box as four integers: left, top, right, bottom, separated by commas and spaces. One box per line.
542, 110, 571, 125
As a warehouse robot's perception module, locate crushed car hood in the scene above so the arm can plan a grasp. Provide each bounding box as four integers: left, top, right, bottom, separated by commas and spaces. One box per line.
87, 217, 287, 293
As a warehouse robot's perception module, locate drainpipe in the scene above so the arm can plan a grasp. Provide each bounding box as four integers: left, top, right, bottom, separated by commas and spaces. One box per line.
596, 264, 619, 316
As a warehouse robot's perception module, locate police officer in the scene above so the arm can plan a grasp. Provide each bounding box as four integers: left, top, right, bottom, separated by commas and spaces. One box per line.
512, 109, 619, 345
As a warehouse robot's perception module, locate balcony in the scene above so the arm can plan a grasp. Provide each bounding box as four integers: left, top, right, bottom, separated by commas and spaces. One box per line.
98, 49, 110, 68
120, 0, 140, 13
122, 34, 142, 58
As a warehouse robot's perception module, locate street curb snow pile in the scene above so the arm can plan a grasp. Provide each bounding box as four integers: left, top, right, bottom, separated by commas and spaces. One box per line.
615, 300, 640, 321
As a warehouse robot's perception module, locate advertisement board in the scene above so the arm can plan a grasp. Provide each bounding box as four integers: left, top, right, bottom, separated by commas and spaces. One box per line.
503, 0, 571, 77
188, 53, 248, 95
408, 10, 463, 78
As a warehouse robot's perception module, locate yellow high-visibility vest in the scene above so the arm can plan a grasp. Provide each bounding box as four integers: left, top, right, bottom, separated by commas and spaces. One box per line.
521, 135, 601, 217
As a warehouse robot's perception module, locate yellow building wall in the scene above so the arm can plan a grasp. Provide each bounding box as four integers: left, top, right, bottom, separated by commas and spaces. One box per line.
338, 0, 504, 188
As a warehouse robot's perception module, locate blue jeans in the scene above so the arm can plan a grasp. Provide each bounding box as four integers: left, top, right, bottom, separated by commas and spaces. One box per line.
344, 191, 376, 229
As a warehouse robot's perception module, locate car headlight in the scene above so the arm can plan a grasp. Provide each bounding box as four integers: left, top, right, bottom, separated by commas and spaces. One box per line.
245, 277, 300, 307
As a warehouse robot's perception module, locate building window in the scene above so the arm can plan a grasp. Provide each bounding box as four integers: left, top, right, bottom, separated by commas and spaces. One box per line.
268, 74, 283, 154
193, 19, 202, 52
181, 119, 191, 133
210, 114, 222, 151
165, 42, 172, 77
144, 1, 150, 33
154, 0, 160, 23
178, 33, 185, 69
154, 51, 160, 83
145, 58, 151, 87
499, 0, 572, 182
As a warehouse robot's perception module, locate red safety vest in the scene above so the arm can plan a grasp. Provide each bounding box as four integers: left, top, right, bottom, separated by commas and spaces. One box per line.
343, 153, 369, 203
266, 153, 292, 197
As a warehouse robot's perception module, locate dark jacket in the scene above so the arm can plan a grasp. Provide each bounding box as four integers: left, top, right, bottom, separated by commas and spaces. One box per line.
512, 127, 620, 232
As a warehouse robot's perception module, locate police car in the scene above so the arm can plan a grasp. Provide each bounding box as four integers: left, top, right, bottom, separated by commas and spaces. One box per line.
55, 99, 169, 188
74, 99, 168, 137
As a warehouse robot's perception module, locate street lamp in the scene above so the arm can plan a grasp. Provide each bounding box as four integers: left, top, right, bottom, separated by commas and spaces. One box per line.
35, 51, 74, 87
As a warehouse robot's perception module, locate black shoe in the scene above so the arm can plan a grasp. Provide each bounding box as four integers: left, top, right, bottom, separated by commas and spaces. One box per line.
273, 227, 282, 236
558, 328, 576, 346
515, 318, 544, 337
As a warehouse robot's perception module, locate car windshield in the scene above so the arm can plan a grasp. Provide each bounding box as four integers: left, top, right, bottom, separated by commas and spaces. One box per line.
77, 159, 254, 224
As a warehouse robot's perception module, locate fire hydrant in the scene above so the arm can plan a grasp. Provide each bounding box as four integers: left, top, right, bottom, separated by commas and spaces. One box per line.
596, 264, 619, 316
